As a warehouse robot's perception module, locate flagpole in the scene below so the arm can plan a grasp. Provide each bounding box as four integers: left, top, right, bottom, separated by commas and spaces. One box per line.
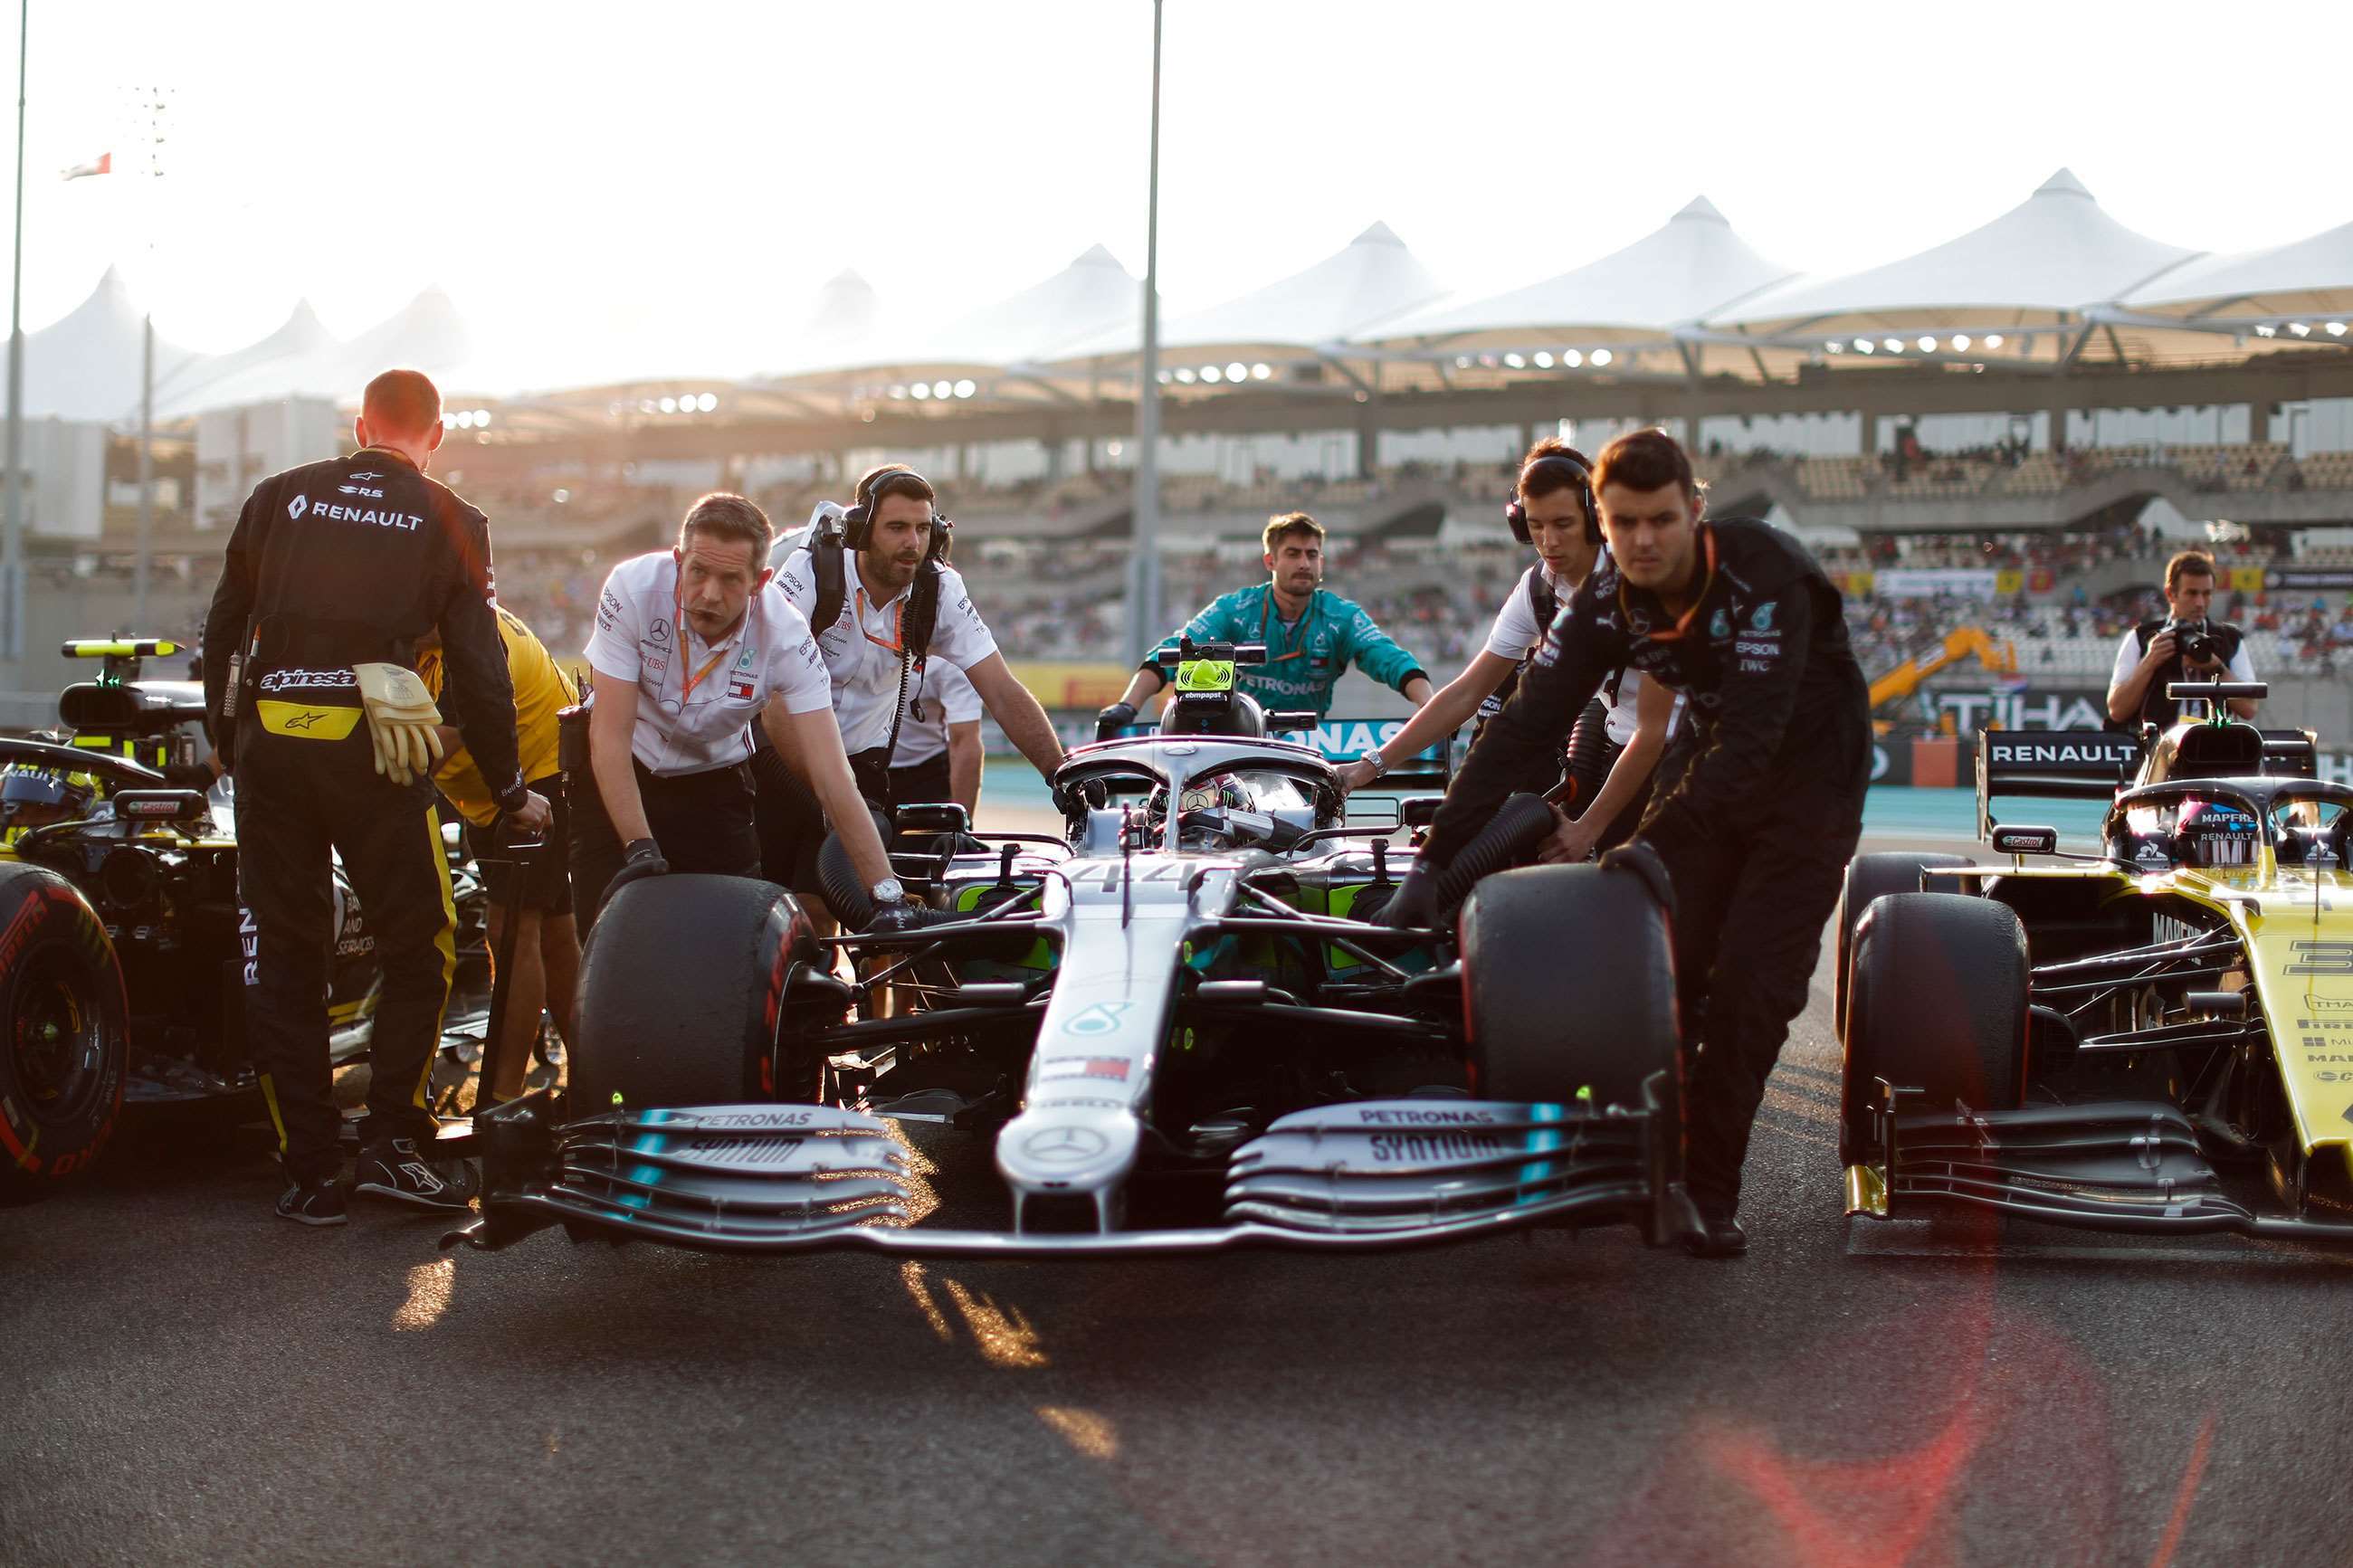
3, 0, 25, 668
1121, 0, 1164, 669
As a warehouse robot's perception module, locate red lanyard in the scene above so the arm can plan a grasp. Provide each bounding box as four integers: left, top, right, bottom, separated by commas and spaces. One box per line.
672, 572, 735, 705
1617, 527, 1720, 641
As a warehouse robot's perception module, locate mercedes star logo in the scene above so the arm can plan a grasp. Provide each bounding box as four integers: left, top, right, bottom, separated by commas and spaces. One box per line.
1022, 1126, 1108, 1164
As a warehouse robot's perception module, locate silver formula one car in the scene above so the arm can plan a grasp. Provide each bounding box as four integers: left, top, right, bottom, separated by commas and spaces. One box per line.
448, 643, 1700, 1259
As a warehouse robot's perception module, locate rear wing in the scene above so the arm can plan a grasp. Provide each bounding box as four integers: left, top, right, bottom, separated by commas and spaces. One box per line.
1976, 730, 2139, 839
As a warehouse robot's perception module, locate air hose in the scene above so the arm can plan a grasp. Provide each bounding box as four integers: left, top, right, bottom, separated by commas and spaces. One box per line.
1428, 792, 1556, 917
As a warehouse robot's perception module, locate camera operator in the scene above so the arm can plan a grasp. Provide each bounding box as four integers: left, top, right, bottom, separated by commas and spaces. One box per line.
2106, 550, 2258, 727
773, 463, 1064, 812
574, 493, 900, 935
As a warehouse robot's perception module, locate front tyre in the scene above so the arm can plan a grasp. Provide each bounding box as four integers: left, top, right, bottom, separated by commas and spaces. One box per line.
1840, 891, 2026, 1164
1834, 852, 1974, 1047
570, 876, 819, 1114
0, 863, 129, 1201
1461, 863, 1678, 1112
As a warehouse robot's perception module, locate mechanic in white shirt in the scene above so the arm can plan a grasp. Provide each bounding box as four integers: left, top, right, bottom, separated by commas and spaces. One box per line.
884, 657, 984, 813
773, 463, 1064, 808
572, 492, 899, 930
1335, 439, 1677, 860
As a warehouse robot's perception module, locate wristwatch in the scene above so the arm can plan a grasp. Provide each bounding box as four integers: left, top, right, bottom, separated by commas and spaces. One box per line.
1365, 750, 1389, 779
870, 877, 906, 907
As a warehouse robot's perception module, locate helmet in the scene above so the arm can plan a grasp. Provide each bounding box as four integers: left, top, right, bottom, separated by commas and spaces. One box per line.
2174, 797, 2261, 870
1, 765, 95, 836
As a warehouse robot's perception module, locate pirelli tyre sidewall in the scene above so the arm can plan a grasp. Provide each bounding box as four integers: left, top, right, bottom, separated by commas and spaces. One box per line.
0, 862, 129, 1200
570, 874, 817, 1114
1461, 863, 1678, 1113
1841, 891, 2027, 1164
1834, 852, 1974, 1048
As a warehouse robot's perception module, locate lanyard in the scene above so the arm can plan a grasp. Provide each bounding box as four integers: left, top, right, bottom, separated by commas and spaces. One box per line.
672, 571, 737, 706
1617, 527, 1720, 642
857, 586, 905, 654
1257, 591, 1310, 663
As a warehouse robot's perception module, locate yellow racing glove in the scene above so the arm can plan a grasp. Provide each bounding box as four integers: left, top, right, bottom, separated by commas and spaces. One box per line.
352, 662, 447, 786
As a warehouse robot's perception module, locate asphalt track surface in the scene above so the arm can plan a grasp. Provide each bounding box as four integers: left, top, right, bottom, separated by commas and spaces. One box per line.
5, 829, 2351, 1567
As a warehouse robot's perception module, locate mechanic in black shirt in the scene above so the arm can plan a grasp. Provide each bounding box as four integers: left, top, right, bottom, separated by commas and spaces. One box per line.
1392, 428, 1870, 1257
203, 369, 550, 1227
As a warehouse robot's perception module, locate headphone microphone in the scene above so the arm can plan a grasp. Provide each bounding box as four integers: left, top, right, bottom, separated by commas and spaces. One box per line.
1504, 451, 1600, 548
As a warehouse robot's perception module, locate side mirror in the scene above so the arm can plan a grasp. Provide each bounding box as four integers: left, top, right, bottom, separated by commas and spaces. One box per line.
894, 803, 971, 837
1400, 797, 1441, 828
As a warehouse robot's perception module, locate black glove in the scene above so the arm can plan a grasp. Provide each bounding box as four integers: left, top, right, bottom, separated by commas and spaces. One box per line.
598, 837, 668, 911
1094, 701, 1138, 742
1376, 866, 1439, 929
1052, 778, 1100, 818
162, 762, 217, 794
865, 902, 927, 935
1596, 839, 1673, 920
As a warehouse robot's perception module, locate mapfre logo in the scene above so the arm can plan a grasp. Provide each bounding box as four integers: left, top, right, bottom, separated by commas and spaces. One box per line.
287, 495, 309, 520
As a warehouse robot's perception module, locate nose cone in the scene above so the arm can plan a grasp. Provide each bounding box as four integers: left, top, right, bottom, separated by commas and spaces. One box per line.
996, 1107, 1141, 1202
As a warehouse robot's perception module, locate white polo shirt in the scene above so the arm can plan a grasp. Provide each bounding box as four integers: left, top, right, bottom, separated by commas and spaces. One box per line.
1484, 561, 1649, 746
890, 659, 985, 769
584, 551, 833, 777
773, 547, 999, 755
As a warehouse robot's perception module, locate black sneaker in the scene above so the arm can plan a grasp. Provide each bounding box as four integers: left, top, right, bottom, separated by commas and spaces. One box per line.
1685, 1194, 1748, 1259
354, 1138, 481, 1211
276, 1174, 349, 1227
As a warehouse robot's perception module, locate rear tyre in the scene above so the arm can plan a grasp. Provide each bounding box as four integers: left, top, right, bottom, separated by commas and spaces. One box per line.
1461, 863, 1677, 1112
1834, 852, 1973, 1046
1840, 891, 2026, 1164
0, 863, 129, 1202
570, 875, 818, 1114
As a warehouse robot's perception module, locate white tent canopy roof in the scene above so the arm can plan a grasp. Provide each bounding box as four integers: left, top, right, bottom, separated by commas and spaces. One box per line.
22, 267, 201, 423
786, 245, 1141, 382
157, 286, 471, 417
1722, 169, 2200, 335
2118, 214, 2353, 322
1365, 197, 1796, 349
1053, 222, 1445, 364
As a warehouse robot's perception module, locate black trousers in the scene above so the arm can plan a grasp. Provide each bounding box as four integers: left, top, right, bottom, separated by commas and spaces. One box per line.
1653, 717, 1870, 1208
571, 756, 761, 934
750, 738, 829, 896
236, 714, 456, 1182
885, 753, 955, 809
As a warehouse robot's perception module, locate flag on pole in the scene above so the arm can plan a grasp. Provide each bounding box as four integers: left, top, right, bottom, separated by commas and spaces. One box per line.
61, 152, 111, 181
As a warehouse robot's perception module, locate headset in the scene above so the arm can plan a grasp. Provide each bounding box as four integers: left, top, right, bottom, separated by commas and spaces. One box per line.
843, 463, 955, 565
1503, 450, 1600, 547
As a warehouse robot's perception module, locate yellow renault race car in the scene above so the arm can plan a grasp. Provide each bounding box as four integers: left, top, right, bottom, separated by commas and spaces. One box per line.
1834, 679, 2353, 1241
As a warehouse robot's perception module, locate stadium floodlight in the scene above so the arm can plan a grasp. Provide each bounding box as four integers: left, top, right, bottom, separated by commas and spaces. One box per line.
1985, 334, 2005, 348
1533, 352, 1553, 368
1201, 366, 1223, 383
1477, 354, 1499, 369
658, 396, 677, 413
553, 489, 570, 503
473, 408, 491, 426
1882, 337, 1903, 353
1453, 356, 1471, 369
1854, 340, 1874, 355
2329, 322, 2347, 337
451, 411, 472, 429
698, 393, 719, 412
2289, 322, 2311, 337
1823, 340, 1842, 354
1250, 363, 1271, 380
1224, 362, 1246, 382
1590, 348, 1613, 367
1917, 337, 1937, 353
1175, 367, 1196, 383
910, 384, 930, 400
1563, 349, 1583, 368
1504, 353, 1526, 369
1156, 369, 1173, 385
1953, 334, 1972, 351
2254, 324, 2277, 337
952, 380, 976, 399
931, 380, 952, 398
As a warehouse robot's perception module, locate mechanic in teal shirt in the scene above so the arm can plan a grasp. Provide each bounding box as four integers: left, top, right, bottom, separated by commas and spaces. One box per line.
1098, 512, 1434, 735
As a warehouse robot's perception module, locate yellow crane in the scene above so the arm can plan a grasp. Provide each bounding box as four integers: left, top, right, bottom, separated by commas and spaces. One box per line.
1868, 627, 2018, 736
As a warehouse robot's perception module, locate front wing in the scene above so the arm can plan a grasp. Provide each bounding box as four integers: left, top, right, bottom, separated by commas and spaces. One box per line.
443, 1088, 1700, 1258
